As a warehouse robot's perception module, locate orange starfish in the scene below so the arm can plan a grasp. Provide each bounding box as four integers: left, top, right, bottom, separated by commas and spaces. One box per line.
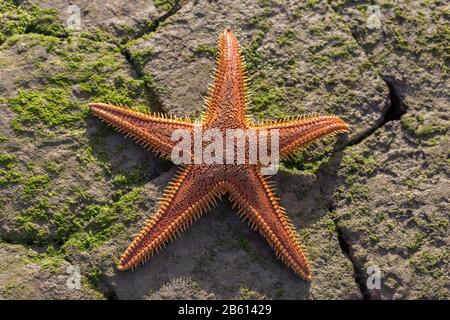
89, 27, 349, 280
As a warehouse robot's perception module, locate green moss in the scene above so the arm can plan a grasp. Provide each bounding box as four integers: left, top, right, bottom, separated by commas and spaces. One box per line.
0, 1, 66, 44
0, 133, 8, 143
52, 41, 150, 107
22, 198, 53, 221
276, 30, 296, 47
15, 219, 50, 244
251, 84, 288, 119
154, 0, 175, 12
325, 37, 359, 60
323, 217, 337, 233
368, 234, 379, 245
238, 286, 261, 299
0, 1, 159, 288
411, 250, 446, 278
0, 0, 30, 44
395, 6, 427, 26
306, 0, 320, 6
44, 161, 63, 175
341, 148, 378, 181
406, 232, 425, 253
0, 167, 21, 186
345, 183, 370, 202
141, 72, 164, 94
358, 60, 374, 74
13, 183, 144, 250
87, 267, 104, 286
310, 53, 330, 67
194, 44, 217, 57
249, 14, 271, 32
114, 187, 144, 222
5, 33, 151, 119
401, 114, 449, 137
25, 5, 67, 38
59, 187, 143, 250
22, 174, 50, 199
400, 173, 420, 188
77, 146, 110, 173
243, 30, 265, 72
283, 142, 333, 174
9, 88, 85, 133
113, 165, 152, 188
26, 248, 65, 274
392, 27, 412, 52
297, 228, 315, 259
80, 277, 105, 299
0, 153, 21, 186
0, 281, 25, 297
0, 153, 15, 165
129, 47, 155, 68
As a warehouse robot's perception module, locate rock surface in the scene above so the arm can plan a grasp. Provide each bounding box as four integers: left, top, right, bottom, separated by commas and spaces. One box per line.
0, 243, 101, 299
0, 0, 448, 299
19, 0, 178, 41
326, 0, 449, 299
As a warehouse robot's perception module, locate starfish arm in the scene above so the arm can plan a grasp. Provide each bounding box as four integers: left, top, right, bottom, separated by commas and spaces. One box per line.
89, 103, 194, 158
225, 166, 312, 280
254, 115, 349, 159
203, 28, 248, 127
118, 165, 224, 270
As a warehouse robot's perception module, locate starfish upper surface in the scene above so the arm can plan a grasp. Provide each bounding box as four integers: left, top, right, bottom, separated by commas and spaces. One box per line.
89, 27, 349, 280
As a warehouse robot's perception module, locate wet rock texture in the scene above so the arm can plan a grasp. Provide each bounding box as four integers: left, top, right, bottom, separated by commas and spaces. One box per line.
0, 0, 448, 299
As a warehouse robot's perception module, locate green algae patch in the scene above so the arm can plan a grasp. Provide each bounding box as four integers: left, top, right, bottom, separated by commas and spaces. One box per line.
61, 187, 144, 251
335, 146, 378, 204
13, 185, 145, 252
0, 26, 154, 282
154, 0, 176, 12
22, 174, 51, 200
5, 33, 152, 135
0, 0, 30, 43
194, 44, 217, 57
113, 165, 152, 189
25, 5, 67, 38
411, 250, 447, 279
10, 88, 85, 133
401, 114, 449, 138
0, 1, 67, 44
0, 153, 21, 186
0, 153, 15, 165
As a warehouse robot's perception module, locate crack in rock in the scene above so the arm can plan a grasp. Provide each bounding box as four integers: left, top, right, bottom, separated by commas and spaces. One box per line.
121, 48, 166, 114
131, 0, 183, 41
118, 1, 184, 115
325, 194, 370, 299
343, 77, 407, 149
328, 75, 408, 299
333, 220, 373, 300
381, 77, 408, 124
327, 4, 406, 149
